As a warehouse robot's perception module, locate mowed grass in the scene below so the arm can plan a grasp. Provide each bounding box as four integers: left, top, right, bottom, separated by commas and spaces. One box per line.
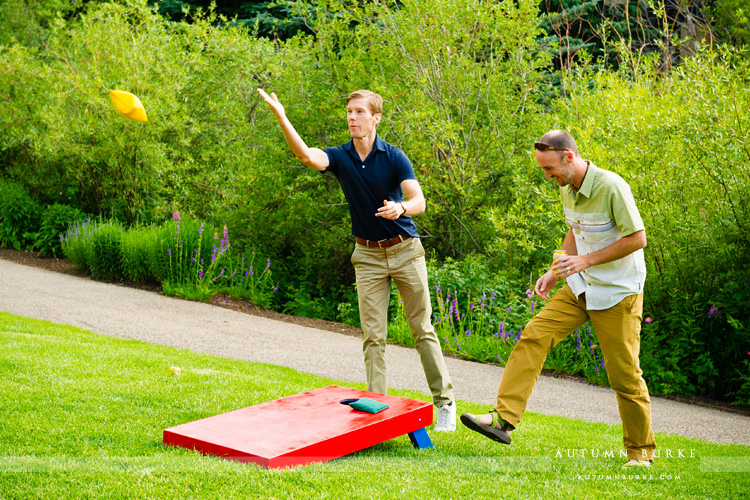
1, 312, 748, 500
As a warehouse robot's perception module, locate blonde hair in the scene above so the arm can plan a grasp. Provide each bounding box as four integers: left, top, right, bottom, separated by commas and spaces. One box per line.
346, 90, 383, 115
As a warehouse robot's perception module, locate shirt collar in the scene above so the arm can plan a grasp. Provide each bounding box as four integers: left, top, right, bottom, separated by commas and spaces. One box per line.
566, 161, 597, 198
342, 134, 387, 155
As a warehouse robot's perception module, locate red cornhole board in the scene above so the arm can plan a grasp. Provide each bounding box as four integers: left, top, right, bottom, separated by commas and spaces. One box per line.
163, 385, 434, 468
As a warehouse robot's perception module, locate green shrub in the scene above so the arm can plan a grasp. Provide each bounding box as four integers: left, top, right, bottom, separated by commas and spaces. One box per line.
31, 204, 86, 257
88, 222, 125, 282
61, 218, 96, 273
120, 224, 160, 284
0, 0, 294, 225
154, 216, 218, 287
710, 0, 750, 48
212, 247, 277, 310
137, 218, 199, 285
0, 178, 42, 251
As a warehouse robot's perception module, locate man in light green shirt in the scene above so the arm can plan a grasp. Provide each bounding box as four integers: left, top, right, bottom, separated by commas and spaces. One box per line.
461, 130, 656, 468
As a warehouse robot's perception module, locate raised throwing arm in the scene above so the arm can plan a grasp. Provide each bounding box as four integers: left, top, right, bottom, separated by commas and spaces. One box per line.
257, 88, 330, 171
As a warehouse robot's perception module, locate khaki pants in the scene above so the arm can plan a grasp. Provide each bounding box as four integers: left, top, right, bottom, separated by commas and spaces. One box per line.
496, 284, 655, 460
351, 237, 453, 406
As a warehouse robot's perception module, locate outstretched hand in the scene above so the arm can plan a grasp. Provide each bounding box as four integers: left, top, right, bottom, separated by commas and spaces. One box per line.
257, 88, 285, 118
534, 271, 558, 301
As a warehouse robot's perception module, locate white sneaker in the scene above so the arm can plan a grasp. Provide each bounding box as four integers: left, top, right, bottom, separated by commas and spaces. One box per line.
434, 402, 456, 432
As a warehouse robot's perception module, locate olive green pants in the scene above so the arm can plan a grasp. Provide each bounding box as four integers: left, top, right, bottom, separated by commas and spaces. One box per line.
351, 237, 453, 406
495, 284, 655, 460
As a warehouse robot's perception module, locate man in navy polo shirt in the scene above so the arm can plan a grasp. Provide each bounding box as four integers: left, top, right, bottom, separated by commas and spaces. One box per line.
257, 88, 456, 431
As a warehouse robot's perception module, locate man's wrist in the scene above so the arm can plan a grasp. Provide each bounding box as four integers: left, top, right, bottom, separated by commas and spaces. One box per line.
400, 201, 408, 216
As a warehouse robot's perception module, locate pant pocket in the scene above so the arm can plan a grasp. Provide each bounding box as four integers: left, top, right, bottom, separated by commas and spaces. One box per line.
350, 246, 360, 265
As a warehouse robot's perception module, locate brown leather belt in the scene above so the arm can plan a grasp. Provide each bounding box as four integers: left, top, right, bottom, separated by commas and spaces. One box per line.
355, 235, 411, 248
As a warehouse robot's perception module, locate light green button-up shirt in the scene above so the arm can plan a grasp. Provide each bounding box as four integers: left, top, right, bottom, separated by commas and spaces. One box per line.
562, 162, 646, 310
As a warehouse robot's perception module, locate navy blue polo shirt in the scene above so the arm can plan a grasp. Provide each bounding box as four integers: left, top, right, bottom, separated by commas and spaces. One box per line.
323, 135, 420, 241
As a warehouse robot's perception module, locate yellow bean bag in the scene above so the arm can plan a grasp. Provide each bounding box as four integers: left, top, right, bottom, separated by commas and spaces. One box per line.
109, 89, 148, 122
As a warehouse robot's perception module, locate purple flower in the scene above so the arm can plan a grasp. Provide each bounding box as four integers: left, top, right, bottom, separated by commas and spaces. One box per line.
708, 306, 719, 318
508, 306, 513, 313
172, 212, 181, 221
221, 226, 230, 252
644, 317, 653, 323
273, 285, 279, 294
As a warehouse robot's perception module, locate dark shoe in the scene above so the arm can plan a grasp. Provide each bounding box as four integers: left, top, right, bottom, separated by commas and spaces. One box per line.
460, 410, 512, 445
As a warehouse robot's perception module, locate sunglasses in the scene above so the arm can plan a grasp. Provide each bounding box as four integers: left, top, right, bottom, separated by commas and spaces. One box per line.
534, 142, 569, 152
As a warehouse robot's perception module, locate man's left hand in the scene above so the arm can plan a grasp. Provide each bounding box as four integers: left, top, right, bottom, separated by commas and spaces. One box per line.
551, 254, 590, 278
376, 200, 403, 220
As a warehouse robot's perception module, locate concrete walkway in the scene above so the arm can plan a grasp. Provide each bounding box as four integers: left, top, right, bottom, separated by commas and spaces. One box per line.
1, 258, 748, 446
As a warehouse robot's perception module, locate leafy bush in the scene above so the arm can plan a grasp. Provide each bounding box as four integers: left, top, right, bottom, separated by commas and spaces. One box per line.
212, 250, 277, 310
157, 216, 231, 298
120, 224, 160, 284
0, 178, 42, 251
0, 0, 293, 224
61, 218, 96, 273
32, 203, 86, 257
710, 0, 750, 48
61, 218, 125, 281
88, 221, 125, 282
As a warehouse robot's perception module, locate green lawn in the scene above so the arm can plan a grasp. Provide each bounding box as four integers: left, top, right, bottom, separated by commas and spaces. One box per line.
1, 311, 748, 499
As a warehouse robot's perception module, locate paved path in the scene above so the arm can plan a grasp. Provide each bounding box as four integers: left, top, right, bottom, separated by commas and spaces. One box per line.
1, 258, 748, 446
